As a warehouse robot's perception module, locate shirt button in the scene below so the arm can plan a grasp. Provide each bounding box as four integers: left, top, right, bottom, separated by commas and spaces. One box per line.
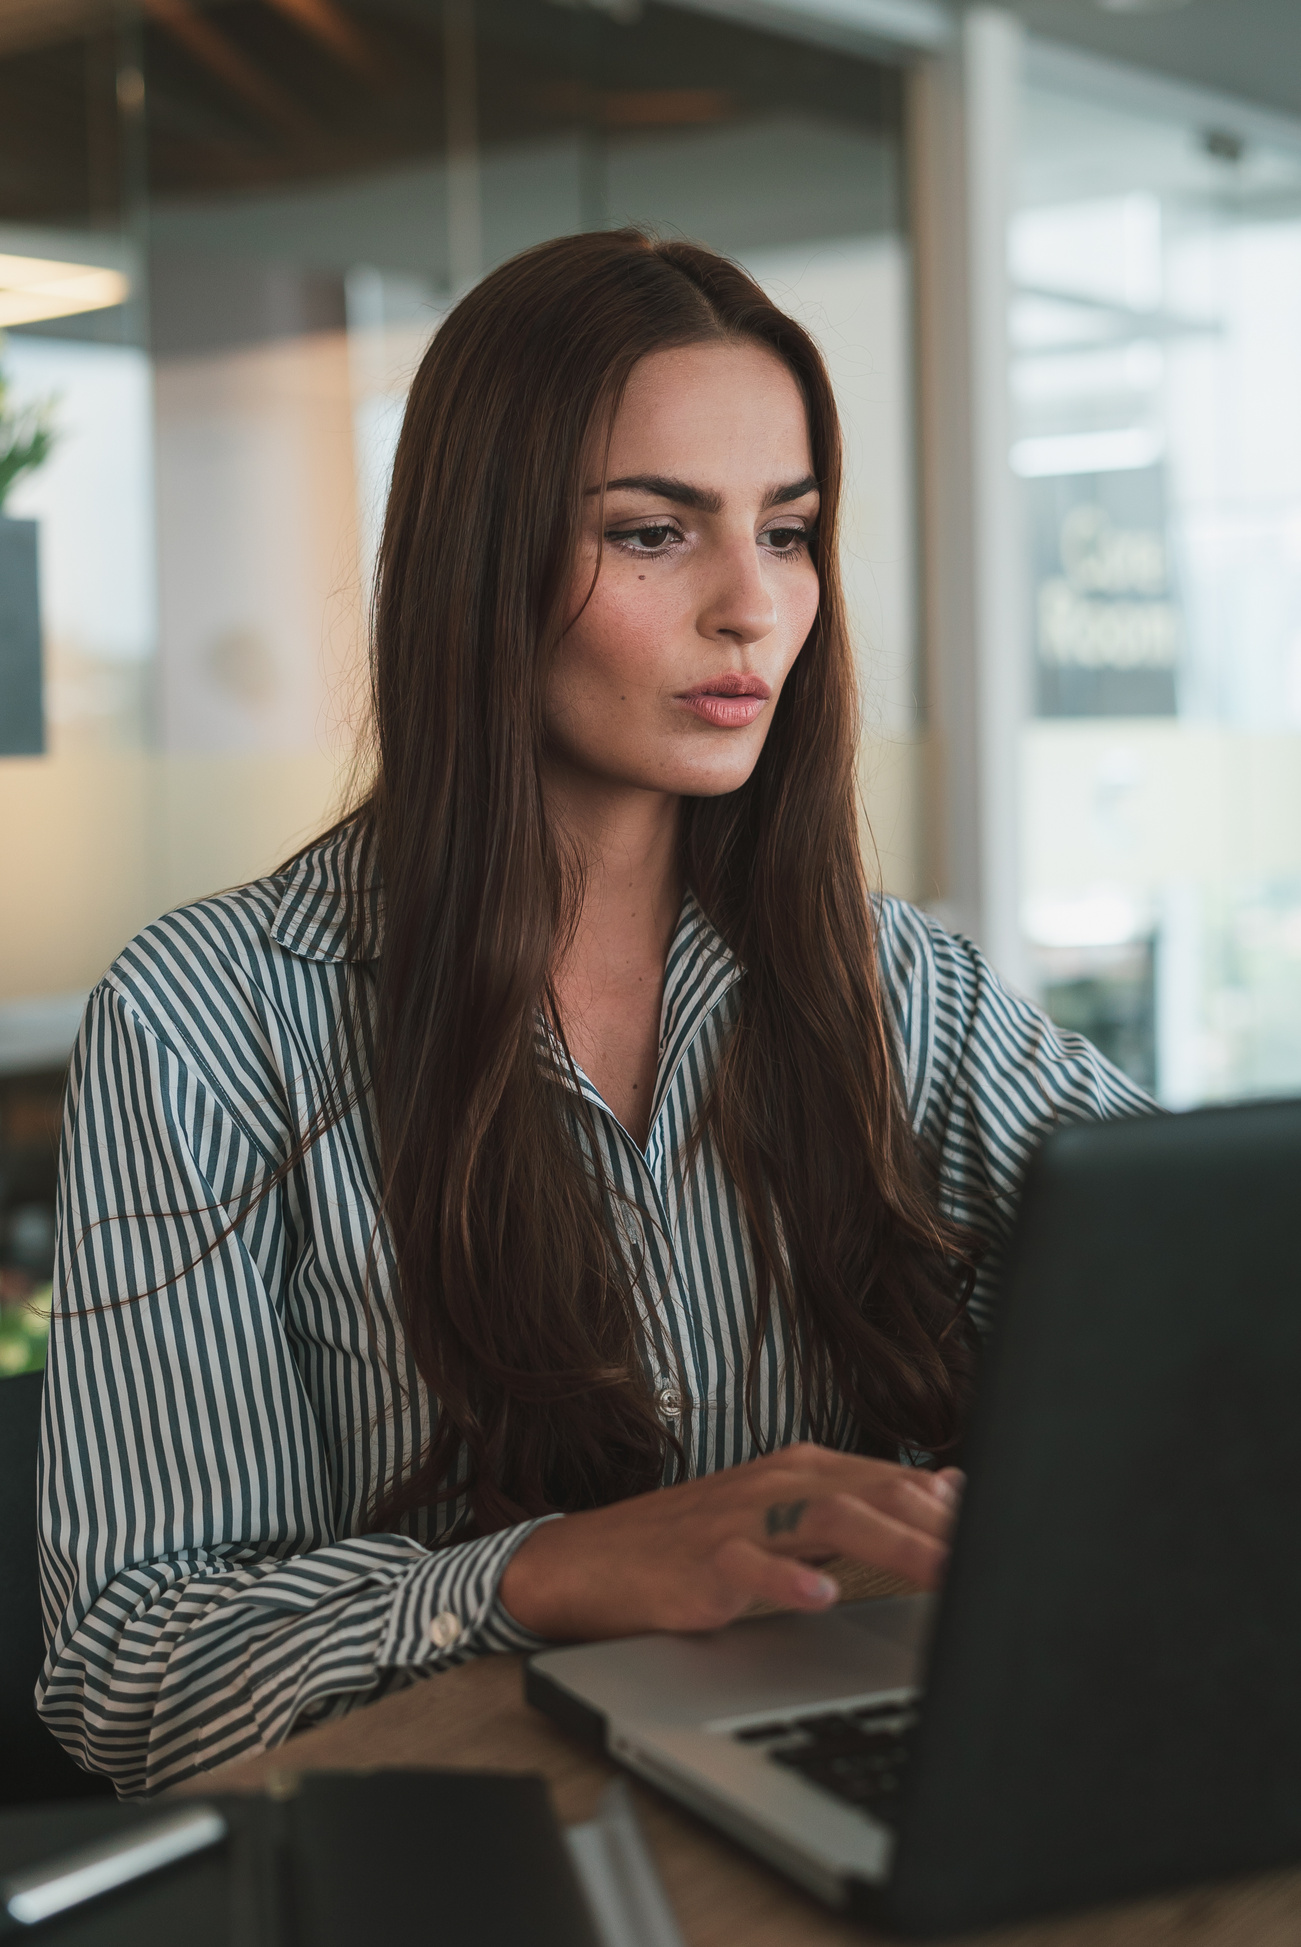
656, 1384, 682, 1419
429, 1611, 462, 1650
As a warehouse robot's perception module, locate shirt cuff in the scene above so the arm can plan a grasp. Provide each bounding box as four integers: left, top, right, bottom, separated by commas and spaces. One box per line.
375, 1514, 563, 1669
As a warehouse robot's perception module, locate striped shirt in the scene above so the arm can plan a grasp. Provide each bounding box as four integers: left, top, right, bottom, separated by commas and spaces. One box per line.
37, 823, 1150, 1796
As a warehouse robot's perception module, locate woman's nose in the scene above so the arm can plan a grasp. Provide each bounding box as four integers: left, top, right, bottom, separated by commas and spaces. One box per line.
697, 537, 779, 645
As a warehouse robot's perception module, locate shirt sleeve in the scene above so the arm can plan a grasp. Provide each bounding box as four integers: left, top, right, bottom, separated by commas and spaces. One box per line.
875, 899, 1156, 1328
37, 981, 549, 1799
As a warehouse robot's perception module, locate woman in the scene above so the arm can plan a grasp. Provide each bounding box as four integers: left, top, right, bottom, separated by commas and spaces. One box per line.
38, 231, 1148, 1797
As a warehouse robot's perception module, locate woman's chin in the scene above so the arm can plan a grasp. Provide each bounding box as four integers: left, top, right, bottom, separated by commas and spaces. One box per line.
646, 737, 768, 799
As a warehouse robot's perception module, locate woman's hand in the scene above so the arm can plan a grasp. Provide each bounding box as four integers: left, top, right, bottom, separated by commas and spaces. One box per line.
499, 1442, 963, 1641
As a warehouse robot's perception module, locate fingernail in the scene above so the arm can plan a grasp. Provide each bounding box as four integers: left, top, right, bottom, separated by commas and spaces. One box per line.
800, 1571, 838, 1605
932, 1476, 959, 1505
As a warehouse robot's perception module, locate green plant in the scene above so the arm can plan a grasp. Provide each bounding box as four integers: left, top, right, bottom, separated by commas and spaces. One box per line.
0, 337, 58, 511
0, 1284, 51, 1374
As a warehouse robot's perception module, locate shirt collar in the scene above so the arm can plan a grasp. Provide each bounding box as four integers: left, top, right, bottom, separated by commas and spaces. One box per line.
269, 822, 381, 964
538, 890, 742, 1136
656, 890, 740, 1073
268, 830, 742, 1062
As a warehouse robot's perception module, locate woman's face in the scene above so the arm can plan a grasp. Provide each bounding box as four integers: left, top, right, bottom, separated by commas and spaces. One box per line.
545, 339, 821, 802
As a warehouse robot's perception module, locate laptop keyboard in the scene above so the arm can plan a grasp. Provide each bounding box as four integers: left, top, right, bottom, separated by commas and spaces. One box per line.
732, 1701, 917, 1826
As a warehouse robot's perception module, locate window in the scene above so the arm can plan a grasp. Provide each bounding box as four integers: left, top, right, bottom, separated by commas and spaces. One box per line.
1013, 64, 1301, 1104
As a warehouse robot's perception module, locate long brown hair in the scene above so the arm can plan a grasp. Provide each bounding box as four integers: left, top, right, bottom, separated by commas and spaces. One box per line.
358, 228, 977, 1537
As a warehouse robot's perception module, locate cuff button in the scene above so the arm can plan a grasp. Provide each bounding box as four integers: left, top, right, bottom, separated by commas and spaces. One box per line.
429, 1611, 463, 1650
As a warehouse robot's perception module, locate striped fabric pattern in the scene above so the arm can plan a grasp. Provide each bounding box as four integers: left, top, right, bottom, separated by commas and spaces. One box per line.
37, 825, 1150, 1796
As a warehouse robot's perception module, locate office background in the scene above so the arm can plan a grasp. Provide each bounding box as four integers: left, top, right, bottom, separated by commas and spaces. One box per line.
2, 0, 1300, 1367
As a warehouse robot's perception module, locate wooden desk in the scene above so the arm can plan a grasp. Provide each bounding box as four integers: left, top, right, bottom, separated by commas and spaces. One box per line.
188, 1566, 1301, 1947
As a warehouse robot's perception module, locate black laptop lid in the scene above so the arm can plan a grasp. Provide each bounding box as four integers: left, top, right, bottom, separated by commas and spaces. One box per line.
887, 1098, 1301, 1936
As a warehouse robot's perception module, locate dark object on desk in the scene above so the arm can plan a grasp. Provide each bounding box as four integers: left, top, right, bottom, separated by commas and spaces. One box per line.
530, 1096, 1301, 1934
0, 1805, 227, 1937
287, 1771, 600, 1946
0, 1801, 234, 1944
0, 1772, 601, 1945
0, 1373, 113, 1806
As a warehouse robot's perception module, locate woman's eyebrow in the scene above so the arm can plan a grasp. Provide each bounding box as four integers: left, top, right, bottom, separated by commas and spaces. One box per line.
588, 472, 819, 512
594, 474, 722, 512
766, 474, 819, 507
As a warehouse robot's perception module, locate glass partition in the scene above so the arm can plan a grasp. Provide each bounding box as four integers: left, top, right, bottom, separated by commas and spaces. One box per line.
0, 27, 151, 1363
1013, 70, 1301, 1104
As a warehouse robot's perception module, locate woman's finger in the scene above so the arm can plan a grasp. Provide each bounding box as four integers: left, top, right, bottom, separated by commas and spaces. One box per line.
821, 1493, 951, 1589
870, 1470, 960, 1538
754, 1446, 960, 1520
752, 1466, 956, 1546
713, 1535, 840, 1615
755, 1489, 950, 1590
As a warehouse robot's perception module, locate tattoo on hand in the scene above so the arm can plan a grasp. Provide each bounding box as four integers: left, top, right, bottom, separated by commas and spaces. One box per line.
764, 1499, 809, 1537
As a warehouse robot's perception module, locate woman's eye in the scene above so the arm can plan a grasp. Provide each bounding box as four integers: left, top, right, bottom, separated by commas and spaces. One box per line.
762, 524, 808, 553
608, 523, 679, 553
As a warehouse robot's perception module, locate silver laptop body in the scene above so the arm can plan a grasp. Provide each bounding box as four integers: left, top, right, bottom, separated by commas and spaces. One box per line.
527, 1593, 929, 1908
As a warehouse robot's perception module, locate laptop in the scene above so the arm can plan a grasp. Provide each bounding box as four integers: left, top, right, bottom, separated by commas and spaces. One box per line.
526, 1098, 1301, 1935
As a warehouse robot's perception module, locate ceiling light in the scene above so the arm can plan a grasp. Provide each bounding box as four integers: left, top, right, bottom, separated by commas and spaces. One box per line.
1010, 427, 1164, 477
1092, 0, 1192, 12
0, 253, 130, 328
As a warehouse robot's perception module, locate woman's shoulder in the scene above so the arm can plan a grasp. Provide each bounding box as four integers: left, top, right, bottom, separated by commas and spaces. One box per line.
93, 821, 375, 1070
870, 891, 1154, 1140
869, 894, 983, 1119
871, 893, 984, 1020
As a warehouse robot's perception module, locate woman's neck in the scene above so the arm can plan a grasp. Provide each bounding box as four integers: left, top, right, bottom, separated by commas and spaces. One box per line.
544, 765, 683, 1146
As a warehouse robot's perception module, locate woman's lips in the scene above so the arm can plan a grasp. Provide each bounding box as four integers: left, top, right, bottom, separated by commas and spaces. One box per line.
680, 693, 767, 727
676, 674, 771, 729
